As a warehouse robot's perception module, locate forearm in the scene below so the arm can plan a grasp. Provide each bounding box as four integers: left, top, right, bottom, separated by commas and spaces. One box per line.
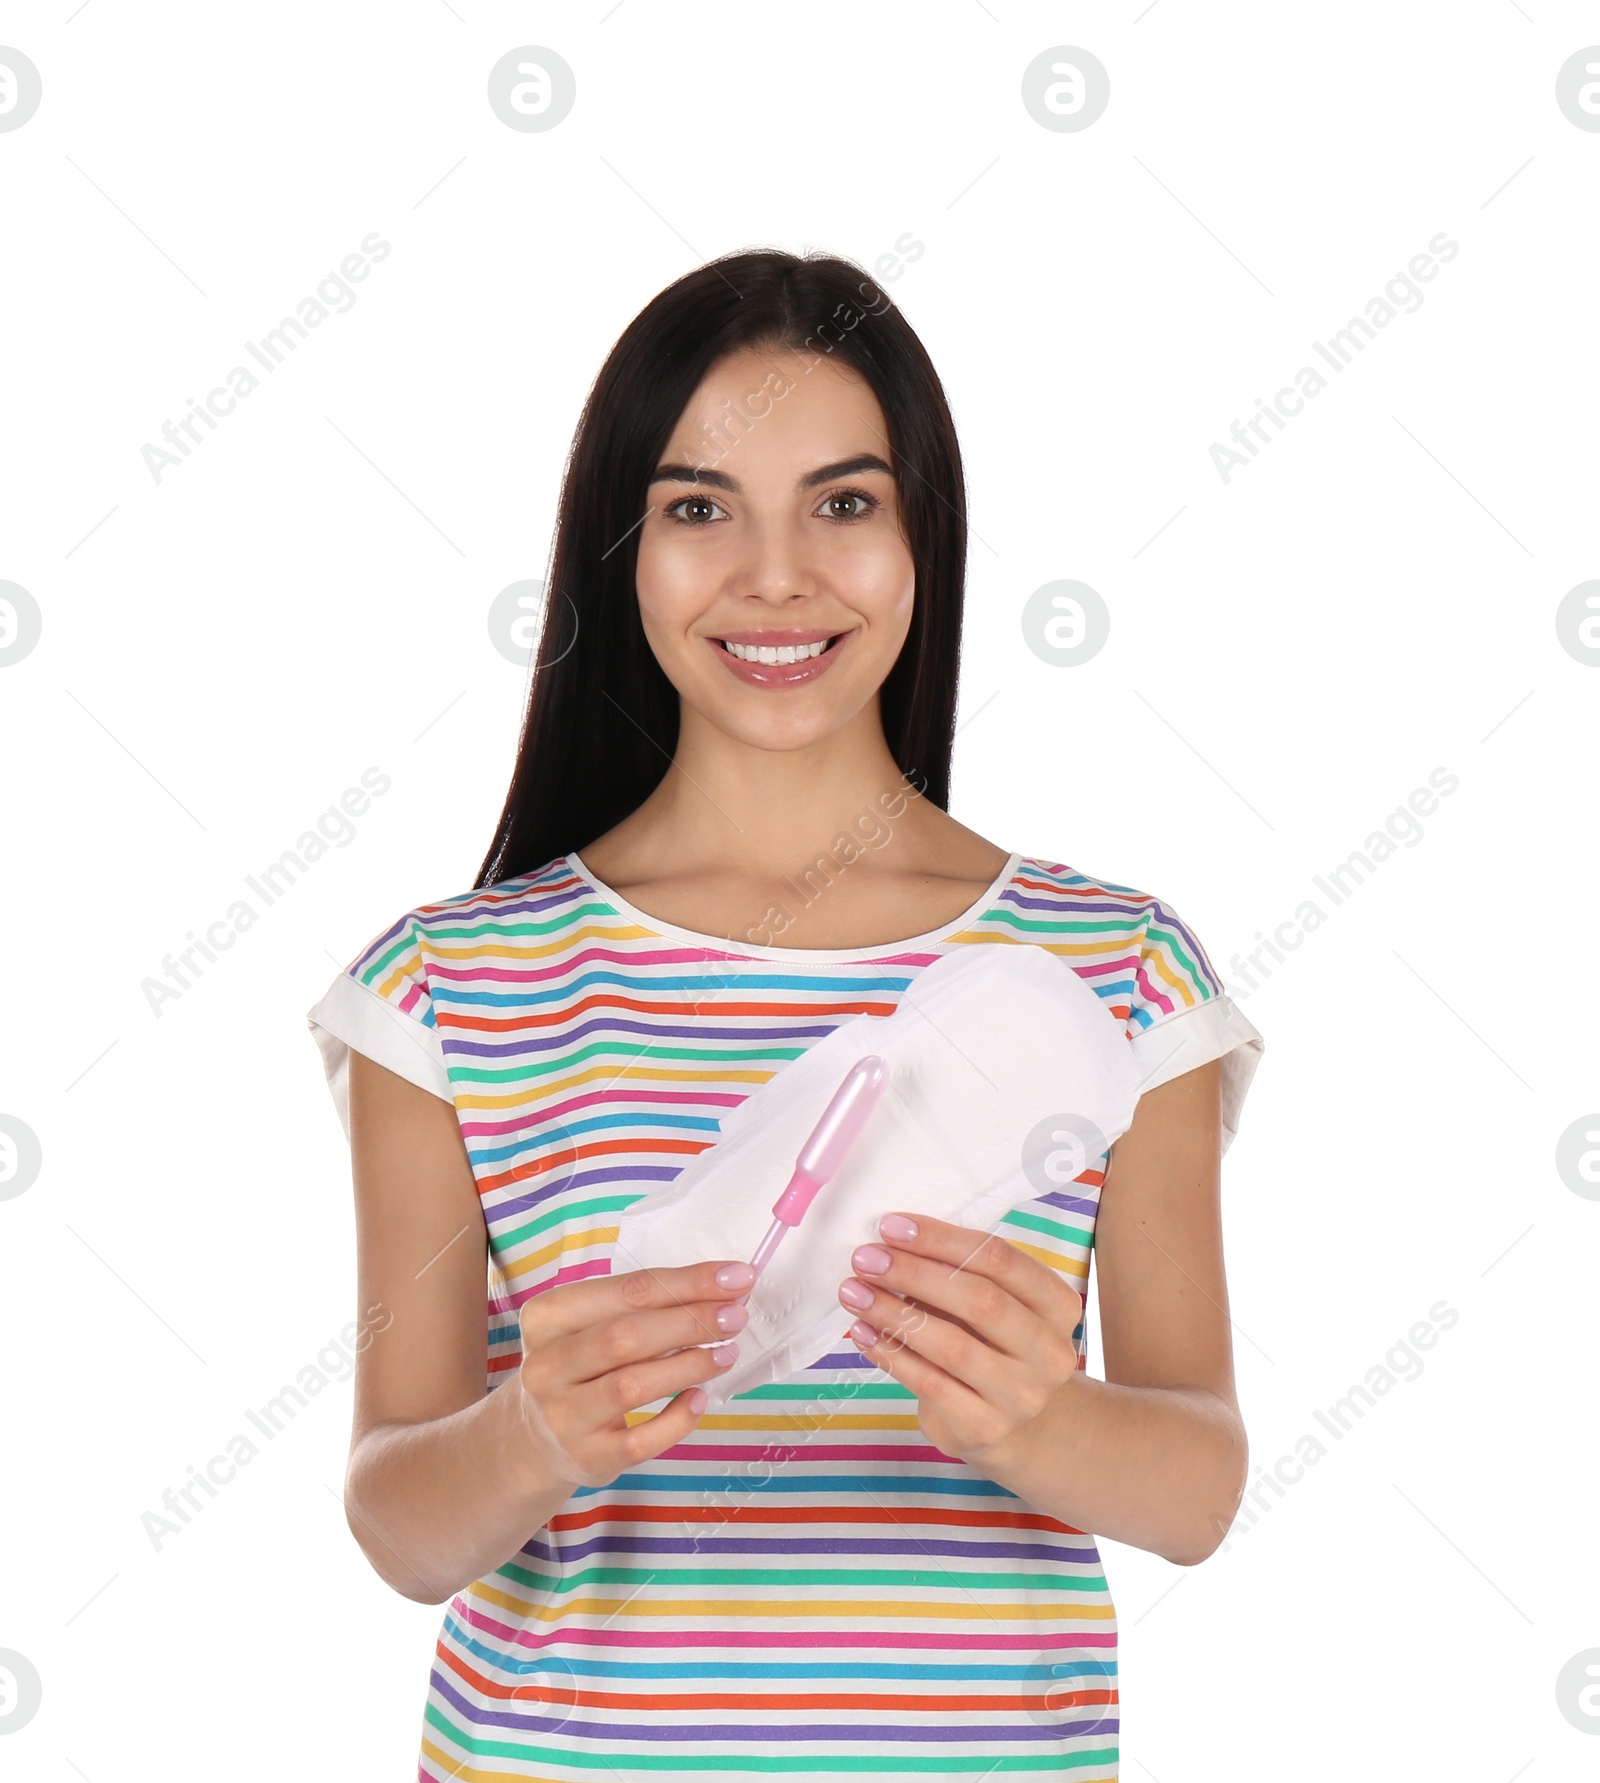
345, 1381, 575, 1604
970, 1371, 1247, 1565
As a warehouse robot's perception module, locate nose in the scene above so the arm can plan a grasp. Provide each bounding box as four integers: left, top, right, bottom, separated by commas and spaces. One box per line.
728, 510, 818, 605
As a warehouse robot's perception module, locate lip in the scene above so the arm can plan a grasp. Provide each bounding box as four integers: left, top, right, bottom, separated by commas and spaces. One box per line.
705, 628, 851, 689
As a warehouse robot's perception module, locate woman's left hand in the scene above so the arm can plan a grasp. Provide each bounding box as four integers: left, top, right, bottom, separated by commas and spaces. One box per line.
838, 1212, 1085, 1467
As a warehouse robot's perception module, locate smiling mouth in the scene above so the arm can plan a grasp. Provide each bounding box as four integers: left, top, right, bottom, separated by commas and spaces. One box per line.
714, 634, 845, 665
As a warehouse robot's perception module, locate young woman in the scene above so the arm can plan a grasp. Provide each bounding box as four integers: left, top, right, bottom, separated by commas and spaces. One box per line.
307, 248, 1266, 1780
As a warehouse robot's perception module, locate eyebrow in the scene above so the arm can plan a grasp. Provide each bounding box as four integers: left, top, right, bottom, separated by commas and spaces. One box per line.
646, 452, 894, 494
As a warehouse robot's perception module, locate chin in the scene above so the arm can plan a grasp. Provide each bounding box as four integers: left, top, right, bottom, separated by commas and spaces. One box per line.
713, 708, 855, 754
692, 684, 870, 754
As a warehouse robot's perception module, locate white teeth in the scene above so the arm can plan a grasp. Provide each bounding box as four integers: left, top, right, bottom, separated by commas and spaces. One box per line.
721, 636, 835, 664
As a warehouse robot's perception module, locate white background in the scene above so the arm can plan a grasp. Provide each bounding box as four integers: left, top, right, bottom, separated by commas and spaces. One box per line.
2, 4, 1596, 1778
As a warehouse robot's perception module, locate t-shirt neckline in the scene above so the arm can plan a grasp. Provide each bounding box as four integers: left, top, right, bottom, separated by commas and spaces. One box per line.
563, 848, 1026, 962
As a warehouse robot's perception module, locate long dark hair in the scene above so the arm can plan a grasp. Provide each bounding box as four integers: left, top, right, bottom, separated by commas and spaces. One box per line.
474, 247, 969, 890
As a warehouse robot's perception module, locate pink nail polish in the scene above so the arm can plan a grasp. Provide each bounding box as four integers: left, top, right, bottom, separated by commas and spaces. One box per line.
879, 1214, 918, 1242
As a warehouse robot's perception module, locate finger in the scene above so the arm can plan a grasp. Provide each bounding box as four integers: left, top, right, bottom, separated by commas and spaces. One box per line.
862, 1286, 985, 1347
560, 1293, 750, 1389
903, 1294, 984, 1346
618, 1381, 716, 1462
848, 1313, 992, 1429
841, 1279, 1016, 1401
880, 1213, 1077, 1314
588, 1333, 738, 1426
566, 1335, 742, 1442
575, 1367, 725, 1478
521, 1256, 756, 1345
869, 1214, 1084, 1329
844, 1235, 1041, 1365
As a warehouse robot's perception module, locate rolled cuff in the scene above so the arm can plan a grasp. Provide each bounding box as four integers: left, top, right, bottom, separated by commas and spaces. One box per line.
1126, 995, 1265, 1155
306, 971, 452, 1141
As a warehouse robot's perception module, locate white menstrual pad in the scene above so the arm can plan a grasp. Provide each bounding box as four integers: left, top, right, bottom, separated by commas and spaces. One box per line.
611, 943, 1143, 1407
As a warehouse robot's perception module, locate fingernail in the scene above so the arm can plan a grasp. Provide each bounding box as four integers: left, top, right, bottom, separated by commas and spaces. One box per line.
850, 1320, 879, 1346
839, 1278, 874, 1309
715, 1261, 755, 1289
711, 1342, 739, 1367
879, 1214, 918, 1242
685, 1388, 708, 1415
852, 1244, 892, 1275
714, 1302, 749, 1333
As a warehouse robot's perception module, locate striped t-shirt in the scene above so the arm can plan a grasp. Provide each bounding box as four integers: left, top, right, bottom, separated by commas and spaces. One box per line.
306, 849, 1264, 1781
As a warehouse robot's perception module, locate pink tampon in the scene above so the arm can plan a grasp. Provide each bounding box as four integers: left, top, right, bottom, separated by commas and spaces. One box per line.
735, 1055, 890, 1308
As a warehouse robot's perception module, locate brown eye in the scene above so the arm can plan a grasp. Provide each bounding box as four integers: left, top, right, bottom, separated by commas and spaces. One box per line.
818, 488, 880, 522
665, 494, 726, 525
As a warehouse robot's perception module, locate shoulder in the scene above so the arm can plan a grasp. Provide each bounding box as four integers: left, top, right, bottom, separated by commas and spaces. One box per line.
1001, 856, 1226, 1035
305, 855, 585, 1133
1006, 856, 1264, 1152
351, 855, 585, 978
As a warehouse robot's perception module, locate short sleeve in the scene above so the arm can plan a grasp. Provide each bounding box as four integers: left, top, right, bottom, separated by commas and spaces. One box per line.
1123, 896, 1264, 1154
306, 914, 452, 1141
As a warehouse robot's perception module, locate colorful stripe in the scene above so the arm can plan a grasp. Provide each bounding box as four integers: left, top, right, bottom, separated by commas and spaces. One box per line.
341, 854, 1225, 1779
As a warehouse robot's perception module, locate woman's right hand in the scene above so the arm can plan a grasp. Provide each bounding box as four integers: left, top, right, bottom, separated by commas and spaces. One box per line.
513, 1258, 756, 1491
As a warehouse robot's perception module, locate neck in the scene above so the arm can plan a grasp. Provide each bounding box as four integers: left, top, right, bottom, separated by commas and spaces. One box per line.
610, 700, 939, 878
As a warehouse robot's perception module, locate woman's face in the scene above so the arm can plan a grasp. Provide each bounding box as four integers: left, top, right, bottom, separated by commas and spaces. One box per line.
634, 346, 916, 752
